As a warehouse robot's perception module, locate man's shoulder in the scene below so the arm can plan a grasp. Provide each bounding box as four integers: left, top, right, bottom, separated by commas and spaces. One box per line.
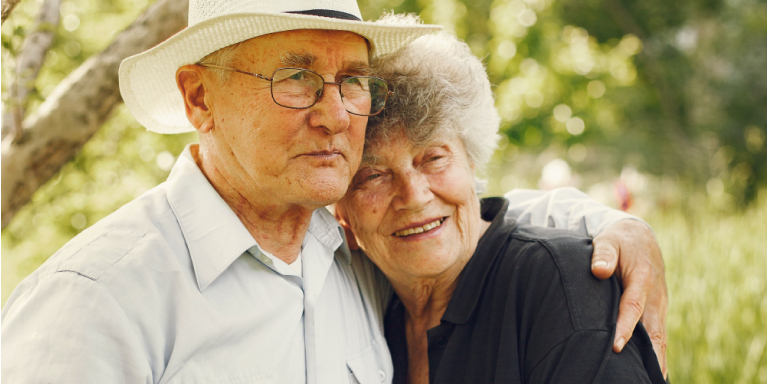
32, 183, 183, 283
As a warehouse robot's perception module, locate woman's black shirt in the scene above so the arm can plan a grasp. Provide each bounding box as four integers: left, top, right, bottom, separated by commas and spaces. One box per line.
384, 197, 665, 384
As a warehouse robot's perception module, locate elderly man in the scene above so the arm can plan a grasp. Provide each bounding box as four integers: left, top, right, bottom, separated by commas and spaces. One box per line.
2, 0, 666, 382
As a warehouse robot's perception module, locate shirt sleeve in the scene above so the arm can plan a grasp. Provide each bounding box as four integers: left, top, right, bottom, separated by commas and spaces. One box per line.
503, 186, 647, 237
2, 272, 153, 383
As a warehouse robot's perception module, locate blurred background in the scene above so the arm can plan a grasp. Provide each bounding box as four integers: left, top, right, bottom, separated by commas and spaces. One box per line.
2, 0, 766, 381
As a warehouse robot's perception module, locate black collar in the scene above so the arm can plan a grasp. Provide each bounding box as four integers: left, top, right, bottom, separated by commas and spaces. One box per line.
440, 197, 516, 324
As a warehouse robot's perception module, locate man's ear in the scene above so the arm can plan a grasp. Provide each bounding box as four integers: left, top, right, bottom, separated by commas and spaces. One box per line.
331, 203, 360, 250
176, 65, 214, 133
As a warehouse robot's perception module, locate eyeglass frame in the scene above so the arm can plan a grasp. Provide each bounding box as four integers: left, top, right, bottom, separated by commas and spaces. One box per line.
195, 63, 394, 116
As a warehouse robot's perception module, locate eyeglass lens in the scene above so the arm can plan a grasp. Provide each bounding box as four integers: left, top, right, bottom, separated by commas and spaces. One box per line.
271, 68, 388, 116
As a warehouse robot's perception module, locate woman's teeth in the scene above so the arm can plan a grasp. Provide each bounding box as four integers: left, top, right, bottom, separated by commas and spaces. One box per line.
394, 219, 443, 237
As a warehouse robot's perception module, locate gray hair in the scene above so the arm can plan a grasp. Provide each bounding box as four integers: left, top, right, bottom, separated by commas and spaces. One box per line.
368, 14, 501, 172
198, 42, 246, 82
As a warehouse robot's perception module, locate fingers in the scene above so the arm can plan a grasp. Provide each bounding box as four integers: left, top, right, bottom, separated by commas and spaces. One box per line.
613, 274, 650, 353
591, 234, 620, 280
640, 277, 669, 378
596, 218, 667, 378
644, 316, 668, 378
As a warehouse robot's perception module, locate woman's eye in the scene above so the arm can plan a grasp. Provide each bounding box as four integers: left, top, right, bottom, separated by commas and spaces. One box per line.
354, 171, 385, 188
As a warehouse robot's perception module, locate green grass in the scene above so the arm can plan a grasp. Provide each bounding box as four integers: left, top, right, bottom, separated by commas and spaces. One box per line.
650, 192, 767, 383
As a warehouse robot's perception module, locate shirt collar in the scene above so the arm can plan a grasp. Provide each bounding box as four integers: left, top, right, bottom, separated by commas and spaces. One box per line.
309, 207, 351, 265
441, 197, 516, 325
165, 144, 257, 291
244, 207, 349, 278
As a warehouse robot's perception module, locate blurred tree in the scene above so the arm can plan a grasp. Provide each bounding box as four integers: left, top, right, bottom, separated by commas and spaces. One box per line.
2, 0, 61, 141
554, 0, 767, 203
2, 0, 23, 23
1, 0, 187, 228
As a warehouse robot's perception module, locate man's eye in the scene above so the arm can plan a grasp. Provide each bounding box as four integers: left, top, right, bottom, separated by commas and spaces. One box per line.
365, 173, 381, 181
288, 71, 307, 80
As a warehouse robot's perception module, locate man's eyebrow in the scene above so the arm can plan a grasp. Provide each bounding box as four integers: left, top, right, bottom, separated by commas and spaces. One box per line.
344, 61, 372, 76
280, 51, 316, 67
279, 53, 371, 75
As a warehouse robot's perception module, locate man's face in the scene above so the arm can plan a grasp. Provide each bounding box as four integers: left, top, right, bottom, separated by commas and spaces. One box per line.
199, 29, 369, 211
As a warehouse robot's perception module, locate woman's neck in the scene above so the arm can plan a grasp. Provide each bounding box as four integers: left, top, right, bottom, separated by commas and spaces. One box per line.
392, 271, 460, 330
394, 276, 459, 384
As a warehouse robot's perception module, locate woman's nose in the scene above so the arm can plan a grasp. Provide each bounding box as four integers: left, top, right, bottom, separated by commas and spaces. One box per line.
392, 173, 433, 211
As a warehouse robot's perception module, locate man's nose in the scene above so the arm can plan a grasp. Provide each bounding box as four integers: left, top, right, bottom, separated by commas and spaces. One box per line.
308, 82, 351, 134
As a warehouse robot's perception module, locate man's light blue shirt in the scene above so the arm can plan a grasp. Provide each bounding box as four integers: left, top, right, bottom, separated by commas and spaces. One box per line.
2, 145, 393, 384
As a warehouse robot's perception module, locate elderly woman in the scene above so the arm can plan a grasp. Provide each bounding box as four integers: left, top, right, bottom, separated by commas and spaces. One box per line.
335, 28, 666, 383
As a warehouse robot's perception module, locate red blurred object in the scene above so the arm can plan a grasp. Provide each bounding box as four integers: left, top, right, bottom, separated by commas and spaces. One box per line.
614, 181, 633, 211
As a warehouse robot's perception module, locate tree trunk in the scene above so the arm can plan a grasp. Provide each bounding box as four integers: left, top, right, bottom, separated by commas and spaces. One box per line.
1, 0, 22, 24
1, 0, 189, 228
2, 0, 62, 141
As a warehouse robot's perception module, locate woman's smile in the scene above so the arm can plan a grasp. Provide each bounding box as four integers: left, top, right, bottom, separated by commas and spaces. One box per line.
393, 217, 446, 238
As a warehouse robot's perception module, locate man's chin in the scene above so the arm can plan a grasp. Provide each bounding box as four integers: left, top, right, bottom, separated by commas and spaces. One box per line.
297, 184, 349, 208
290, 168, 352, 205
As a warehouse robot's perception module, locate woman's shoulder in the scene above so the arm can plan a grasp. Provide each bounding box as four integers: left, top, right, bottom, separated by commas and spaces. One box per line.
496, 222, 621, 333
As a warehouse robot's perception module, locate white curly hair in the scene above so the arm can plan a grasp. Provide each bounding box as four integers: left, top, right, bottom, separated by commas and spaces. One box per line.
367, 14, 501, 172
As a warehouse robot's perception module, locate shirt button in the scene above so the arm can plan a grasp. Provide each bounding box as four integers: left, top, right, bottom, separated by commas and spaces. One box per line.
379, 370, 386, 381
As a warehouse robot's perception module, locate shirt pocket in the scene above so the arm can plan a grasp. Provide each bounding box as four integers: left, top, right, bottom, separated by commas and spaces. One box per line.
346, 335, 392, 384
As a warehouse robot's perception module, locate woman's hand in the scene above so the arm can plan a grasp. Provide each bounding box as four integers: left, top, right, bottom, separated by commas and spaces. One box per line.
591, 219, 668, 378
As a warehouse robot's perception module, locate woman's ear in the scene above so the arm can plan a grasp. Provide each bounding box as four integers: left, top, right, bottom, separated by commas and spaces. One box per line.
176, 65, 214, 133
330, 203, 360, 250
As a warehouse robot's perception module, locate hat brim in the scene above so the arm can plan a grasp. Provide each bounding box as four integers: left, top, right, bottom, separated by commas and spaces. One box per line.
119, 12, 441, 134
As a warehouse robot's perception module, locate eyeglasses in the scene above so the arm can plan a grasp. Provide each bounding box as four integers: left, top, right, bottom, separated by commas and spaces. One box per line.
196, 63, 393, 116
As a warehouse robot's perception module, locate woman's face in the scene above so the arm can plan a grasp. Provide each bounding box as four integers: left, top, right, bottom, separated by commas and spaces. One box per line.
336, 133, 485, 281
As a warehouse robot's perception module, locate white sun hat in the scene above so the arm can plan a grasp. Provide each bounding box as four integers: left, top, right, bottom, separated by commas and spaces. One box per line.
119, 0, 441, 134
